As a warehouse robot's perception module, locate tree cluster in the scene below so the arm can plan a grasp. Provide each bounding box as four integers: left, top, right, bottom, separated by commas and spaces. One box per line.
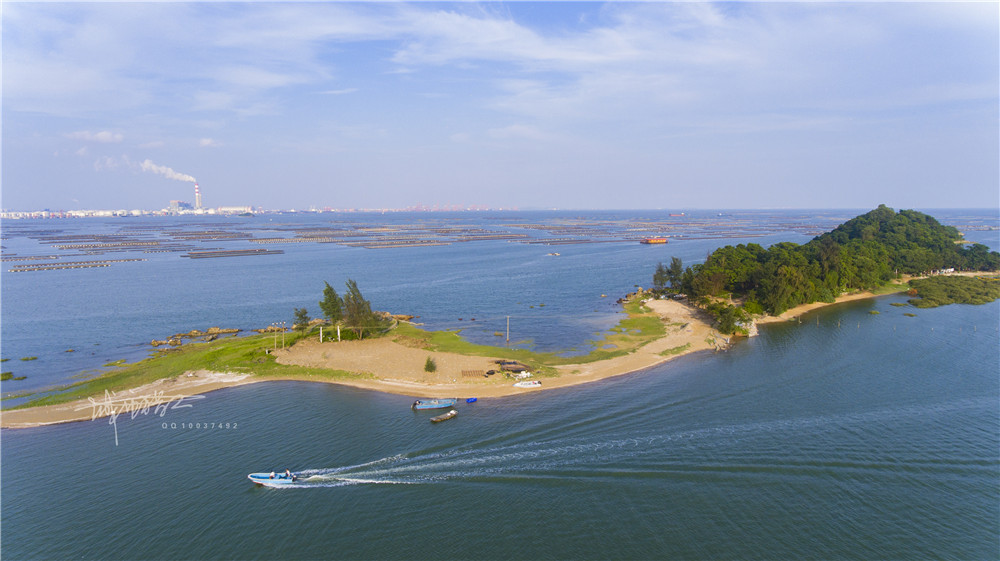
299, 279, 389, 339
655, 205, 1000, 322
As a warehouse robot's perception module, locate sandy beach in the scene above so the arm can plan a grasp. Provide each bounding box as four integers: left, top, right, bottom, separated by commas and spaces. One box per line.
0, 281, 949, 429
2, 299, 725, 428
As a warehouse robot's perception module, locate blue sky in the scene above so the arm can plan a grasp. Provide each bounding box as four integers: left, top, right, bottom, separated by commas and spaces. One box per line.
3, 2, 997, 211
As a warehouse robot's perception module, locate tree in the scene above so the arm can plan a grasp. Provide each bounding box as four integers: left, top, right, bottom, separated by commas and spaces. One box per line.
653, 262, 669, 291
319, 282, 343, 323
293, 308, 311, 331
668, 256, 684, 289
343, 279, 386, 339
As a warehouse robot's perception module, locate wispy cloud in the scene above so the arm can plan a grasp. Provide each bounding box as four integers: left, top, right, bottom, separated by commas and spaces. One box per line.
67, 130, 123, 143
4, 2, 996, 210
319, 88, 359, 95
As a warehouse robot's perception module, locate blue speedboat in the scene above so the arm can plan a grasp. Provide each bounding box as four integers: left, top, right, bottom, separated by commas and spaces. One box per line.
412, 398, 458, 410
248, 472, 297, 487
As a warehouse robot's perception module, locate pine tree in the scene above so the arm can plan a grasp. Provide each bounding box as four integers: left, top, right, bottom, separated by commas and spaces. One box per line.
343, 279, 376, 339
293, 308, 311, 331
319, 282, 343, 323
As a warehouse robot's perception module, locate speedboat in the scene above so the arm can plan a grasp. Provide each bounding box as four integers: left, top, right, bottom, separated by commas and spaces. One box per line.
248, 472, 297, 487
412, 398, 458, 410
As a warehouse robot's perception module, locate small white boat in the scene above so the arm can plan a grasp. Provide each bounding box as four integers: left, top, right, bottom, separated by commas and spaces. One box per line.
248, 472, 297, 487
513, 380, 541, 388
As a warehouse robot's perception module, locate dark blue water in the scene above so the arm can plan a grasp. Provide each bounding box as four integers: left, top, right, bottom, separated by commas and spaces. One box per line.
3, 299, 997, 560
2, 209, 998, 559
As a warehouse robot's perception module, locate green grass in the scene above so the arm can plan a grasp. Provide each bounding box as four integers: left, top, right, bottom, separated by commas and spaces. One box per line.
10, 297, 668, 410
870, 282, 909, 296
659, 343, 691, 356
9, 330, 362, 410
391, 297, 666, 374
907, 276, 1000, 308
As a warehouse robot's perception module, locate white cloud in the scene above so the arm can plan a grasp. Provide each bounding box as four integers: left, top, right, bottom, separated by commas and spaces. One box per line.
93, 155, 123, 171
199, 138, 222, 148
67, 130, 123, 143
487, 124, 557, 142
319, 88, 359, 95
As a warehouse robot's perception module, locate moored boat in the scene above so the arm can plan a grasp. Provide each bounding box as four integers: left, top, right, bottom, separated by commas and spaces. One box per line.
412, 398, 458, 410
640, 237, 668, 244
513, 380, 542, 388
430, 409, 458, 423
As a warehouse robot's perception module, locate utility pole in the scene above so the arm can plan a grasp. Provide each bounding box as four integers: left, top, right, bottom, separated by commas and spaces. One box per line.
281, 321, 286, 348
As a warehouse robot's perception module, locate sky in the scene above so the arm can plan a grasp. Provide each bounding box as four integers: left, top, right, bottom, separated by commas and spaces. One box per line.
2, 1, 998, 211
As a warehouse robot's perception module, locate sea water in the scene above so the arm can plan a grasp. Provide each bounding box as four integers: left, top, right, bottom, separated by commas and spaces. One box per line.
2, 209, 998, 560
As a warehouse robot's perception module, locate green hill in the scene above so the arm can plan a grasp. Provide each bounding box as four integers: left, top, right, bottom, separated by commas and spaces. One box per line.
660, 205, 1000, 321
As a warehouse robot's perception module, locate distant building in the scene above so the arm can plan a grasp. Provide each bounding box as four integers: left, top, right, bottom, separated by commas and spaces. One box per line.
217, 206, 253, 215
169, 200, 193, 213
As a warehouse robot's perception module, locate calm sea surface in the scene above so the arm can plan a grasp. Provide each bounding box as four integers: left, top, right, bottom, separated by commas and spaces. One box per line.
2, 209, 998, 560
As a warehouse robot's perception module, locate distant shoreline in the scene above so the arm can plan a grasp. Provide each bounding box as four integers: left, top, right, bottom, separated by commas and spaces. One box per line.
1, 286, 926, 430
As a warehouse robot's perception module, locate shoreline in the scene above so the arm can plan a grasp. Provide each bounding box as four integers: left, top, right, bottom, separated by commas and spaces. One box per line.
2, 298, 721, 429
0, 281, 950, 429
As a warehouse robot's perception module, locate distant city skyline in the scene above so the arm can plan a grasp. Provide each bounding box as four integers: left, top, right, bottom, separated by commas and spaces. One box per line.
3, 2, 997, 211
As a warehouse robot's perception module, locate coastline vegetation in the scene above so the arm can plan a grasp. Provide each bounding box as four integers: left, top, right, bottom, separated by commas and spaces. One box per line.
9, 330, 357, 410
7, 286, 665, 410
907, 276, 1000, 308
652, 205, 1000, 334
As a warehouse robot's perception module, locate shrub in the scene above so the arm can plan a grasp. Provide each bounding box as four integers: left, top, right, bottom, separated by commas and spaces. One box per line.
424, 356, 437, 372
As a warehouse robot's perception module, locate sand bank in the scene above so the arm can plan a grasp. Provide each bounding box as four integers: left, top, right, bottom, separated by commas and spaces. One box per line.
2, 284, 926, 429
2, 299, 726, 428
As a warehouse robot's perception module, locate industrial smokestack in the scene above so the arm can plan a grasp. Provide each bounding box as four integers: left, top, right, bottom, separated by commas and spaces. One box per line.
194, 183, 202, 209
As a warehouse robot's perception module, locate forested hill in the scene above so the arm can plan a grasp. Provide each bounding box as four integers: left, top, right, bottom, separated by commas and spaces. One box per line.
657, 205, 1000, 318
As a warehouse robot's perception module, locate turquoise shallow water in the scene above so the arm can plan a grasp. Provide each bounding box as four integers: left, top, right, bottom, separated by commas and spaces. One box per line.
2, 209, 998, 560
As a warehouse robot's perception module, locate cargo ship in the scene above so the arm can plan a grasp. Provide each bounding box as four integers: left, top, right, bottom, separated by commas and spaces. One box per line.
640, 237, 668, 244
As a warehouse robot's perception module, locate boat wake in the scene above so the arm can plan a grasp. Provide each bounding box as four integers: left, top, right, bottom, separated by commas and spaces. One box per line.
270, 397, 994, 489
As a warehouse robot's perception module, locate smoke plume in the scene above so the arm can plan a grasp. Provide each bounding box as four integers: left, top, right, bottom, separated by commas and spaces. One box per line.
139, 159, 196, 183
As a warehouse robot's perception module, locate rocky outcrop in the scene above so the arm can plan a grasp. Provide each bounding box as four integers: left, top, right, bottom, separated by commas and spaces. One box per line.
153, 327, 242, 346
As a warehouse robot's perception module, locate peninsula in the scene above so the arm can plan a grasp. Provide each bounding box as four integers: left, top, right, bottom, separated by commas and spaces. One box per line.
3, 206, 998, 429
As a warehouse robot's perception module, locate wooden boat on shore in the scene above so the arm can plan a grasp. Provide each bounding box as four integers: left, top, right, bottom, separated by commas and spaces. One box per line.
513, 380, 542, 388
412, 398, 458, 410
430, 409, 458, 423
